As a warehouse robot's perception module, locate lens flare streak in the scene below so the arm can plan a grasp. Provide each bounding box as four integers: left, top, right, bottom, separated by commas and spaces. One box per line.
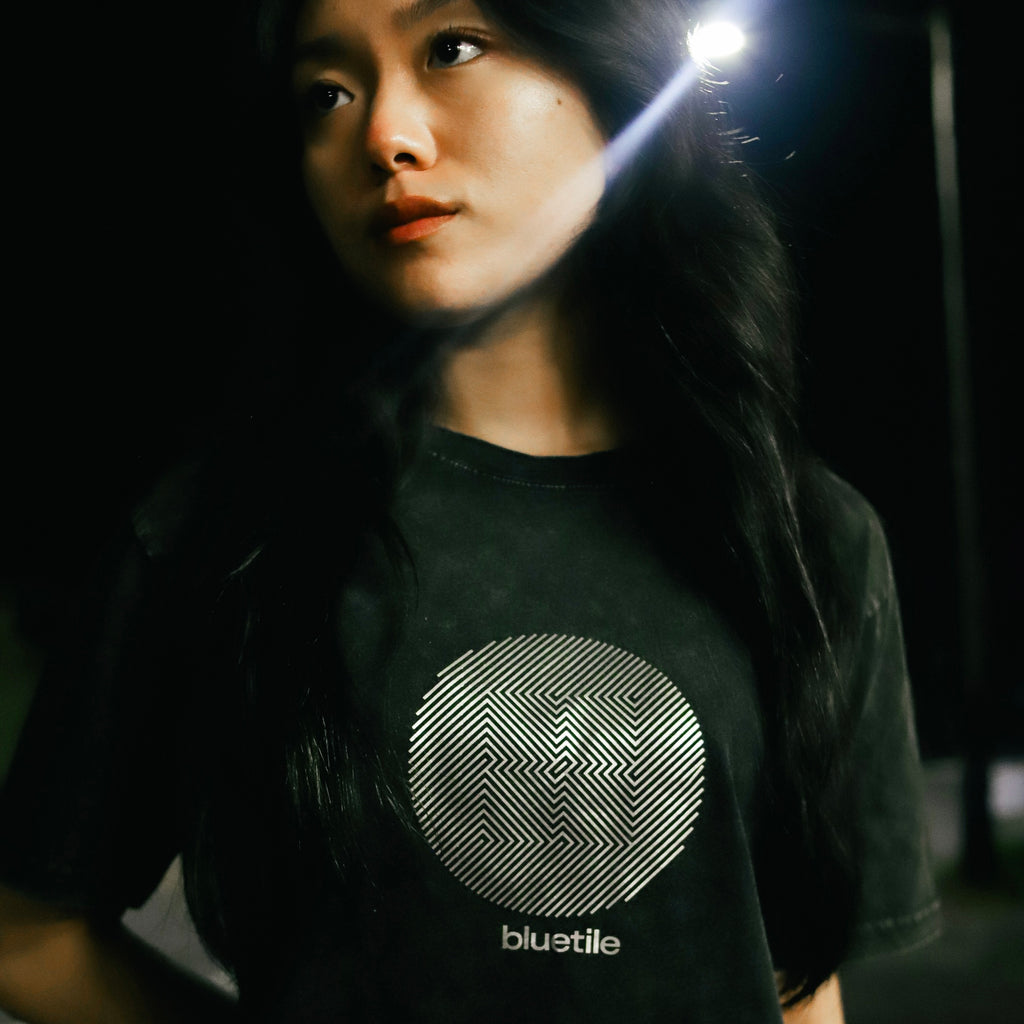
603, 61, 702, 183
487, 57, 703, 313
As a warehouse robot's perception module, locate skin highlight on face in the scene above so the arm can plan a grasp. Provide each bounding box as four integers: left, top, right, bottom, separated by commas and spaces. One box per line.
292, 0, 608, 327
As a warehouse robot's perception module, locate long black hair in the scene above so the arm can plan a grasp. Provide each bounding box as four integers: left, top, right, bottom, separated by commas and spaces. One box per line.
164, 0, 862, 1006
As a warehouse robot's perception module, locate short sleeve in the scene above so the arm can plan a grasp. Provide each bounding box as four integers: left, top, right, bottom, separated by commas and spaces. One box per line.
0, 528, 184, 915
836, 486, 942, 958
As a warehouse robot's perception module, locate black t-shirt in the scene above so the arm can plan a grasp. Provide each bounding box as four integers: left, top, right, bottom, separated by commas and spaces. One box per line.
0, 427, 939, 1022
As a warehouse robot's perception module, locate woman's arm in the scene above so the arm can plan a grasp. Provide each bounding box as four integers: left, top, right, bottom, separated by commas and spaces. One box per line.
0, 883, 236, 1024
780, 974, 844, 1024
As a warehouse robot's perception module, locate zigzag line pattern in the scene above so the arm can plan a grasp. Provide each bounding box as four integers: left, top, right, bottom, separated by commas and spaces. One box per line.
408, 634, 705, 917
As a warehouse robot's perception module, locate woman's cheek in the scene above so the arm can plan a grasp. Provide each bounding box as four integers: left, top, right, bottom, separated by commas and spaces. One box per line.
303, 152, 351, 249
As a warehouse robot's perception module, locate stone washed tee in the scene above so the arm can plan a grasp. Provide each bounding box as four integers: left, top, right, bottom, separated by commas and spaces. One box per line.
0, 427, 940, 1022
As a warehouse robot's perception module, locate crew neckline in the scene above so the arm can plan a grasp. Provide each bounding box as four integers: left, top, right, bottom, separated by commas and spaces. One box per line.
424, 425, 629, 488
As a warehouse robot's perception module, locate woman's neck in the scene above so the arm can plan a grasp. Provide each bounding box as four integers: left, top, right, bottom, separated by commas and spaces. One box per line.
433, 292, 620, 457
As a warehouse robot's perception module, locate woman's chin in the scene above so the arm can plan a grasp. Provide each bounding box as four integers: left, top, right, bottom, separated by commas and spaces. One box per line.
369, 265, 571, 335
372, 286, 518, 333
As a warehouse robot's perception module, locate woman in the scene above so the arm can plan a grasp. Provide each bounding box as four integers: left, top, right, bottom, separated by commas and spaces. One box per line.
0, 0, 938, 1020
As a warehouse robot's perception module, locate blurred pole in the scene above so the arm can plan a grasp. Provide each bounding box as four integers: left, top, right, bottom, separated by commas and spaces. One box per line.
929, 7, 995, 883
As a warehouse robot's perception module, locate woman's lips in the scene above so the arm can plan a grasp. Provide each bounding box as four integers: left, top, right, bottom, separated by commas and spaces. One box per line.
385, 213, 456, 244
373, 196, 459, 245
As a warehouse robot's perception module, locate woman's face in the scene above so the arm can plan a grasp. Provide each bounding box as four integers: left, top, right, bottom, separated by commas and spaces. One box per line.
293, 0, 607, 324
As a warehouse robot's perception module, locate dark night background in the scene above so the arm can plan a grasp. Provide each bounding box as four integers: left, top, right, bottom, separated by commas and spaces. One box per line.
6, 0, 1017, 756
1, 0, 1021, 1017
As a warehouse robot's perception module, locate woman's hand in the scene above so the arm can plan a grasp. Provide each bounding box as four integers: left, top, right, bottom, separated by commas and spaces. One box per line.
780, 974, 845, 1024
0, 882, 236, 1024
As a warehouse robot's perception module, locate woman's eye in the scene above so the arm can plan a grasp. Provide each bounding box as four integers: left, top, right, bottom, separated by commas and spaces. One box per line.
308, 82, 354, 114
427, 35, 484, 69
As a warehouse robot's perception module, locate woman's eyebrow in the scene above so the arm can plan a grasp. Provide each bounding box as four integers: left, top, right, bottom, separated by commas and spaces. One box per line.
293, 0, 463, 65
393, 0, 461, 31
292, 34, 347, 66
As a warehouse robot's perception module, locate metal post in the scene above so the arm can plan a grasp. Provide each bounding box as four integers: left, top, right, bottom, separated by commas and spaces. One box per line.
929, 6, 995, 883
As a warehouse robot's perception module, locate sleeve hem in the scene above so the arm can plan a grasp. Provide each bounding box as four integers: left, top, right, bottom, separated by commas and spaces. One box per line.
0, 847, 175, 917
847, 899, 943, 960
0, 868, 117, 918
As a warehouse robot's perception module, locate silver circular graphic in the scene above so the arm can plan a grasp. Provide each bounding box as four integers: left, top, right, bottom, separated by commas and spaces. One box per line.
408, 634, 705, 917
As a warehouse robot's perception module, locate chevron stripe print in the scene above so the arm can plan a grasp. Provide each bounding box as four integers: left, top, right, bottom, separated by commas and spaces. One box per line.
408, 634, 705, 917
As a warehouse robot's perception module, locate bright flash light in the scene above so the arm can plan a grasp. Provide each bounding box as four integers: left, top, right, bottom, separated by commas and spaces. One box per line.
688, 21, 746, 63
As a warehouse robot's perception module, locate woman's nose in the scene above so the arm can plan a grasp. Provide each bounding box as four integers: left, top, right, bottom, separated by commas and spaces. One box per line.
364, 79, 437, 176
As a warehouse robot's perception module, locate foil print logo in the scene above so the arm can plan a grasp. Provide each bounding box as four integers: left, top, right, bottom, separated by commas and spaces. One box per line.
408, 634, 705, 917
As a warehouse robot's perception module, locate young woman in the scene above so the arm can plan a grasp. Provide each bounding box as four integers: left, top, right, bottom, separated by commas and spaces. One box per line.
0, 0, 939, 1020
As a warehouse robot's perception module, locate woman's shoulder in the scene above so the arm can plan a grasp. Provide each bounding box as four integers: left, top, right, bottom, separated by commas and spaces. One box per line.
131, 458, 208, 561
812, 466, 898, 617
129, 436, 273, 586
